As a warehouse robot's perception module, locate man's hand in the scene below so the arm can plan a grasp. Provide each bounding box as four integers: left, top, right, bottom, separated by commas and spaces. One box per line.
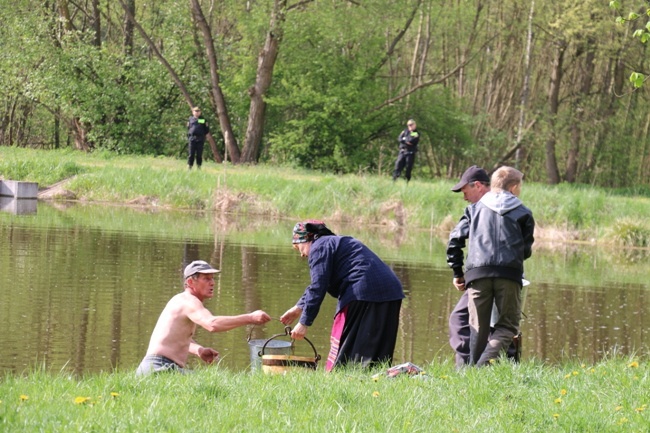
249, 310, 272, 325
290, 323, 308, 340
198, 346, 219, 364
280, 305, 302, 325
453, 277, 466, 291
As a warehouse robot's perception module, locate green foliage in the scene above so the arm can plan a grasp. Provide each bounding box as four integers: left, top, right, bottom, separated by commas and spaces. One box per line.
611, 1, 650, 87
263, 2, 474, 175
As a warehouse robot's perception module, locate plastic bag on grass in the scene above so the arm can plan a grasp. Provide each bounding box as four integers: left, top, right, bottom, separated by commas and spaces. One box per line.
372, 362, 427, 380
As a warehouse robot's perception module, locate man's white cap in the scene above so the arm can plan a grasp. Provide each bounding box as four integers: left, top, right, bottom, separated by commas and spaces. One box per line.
183, 260, 220, 278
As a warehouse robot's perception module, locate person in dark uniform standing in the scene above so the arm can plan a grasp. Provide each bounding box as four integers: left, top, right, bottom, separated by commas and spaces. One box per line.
392, 119, 419, 182
187, 107, 210, 169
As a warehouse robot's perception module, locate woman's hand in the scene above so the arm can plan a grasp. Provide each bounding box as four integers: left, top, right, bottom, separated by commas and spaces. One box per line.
290, 323, 308, 340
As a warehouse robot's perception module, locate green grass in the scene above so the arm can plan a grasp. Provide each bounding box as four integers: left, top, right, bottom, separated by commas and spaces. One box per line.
1, 356, 648, 432
2, 147, 650, 245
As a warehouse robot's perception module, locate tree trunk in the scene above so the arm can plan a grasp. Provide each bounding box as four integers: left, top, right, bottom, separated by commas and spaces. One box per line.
566, 36, 595, 183
189, 0, 239, 163
240, 0, 287, 163
514, 0, 535, 168
57, 0, 74, 32
71, 118, 91, 151
544, 41, 565, 185
123, 0, 135, 55
91, 0, 101, 47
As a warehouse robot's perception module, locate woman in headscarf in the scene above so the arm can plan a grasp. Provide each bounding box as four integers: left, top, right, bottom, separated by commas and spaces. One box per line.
280, 220, 404, 371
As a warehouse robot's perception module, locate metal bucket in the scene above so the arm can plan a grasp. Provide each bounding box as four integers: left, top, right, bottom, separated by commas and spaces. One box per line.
260, 326, 321, 375
248, 338, 293, 371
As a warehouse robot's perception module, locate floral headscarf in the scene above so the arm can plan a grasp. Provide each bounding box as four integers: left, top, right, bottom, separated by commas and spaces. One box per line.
292, 219, 335, 244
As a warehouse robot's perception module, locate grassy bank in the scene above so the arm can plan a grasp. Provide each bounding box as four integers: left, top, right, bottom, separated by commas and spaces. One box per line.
1, 147, 650, 246
1, 357, 648, 432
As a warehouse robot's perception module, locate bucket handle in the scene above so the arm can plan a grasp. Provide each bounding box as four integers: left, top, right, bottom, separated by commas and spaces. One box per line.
259, 326, 321, 362
245, 319, 287, 342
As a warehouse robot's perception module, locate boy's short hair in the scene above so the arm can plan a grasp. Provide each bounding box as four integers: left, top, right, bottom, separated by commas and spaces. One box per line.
491, 166, 523, 192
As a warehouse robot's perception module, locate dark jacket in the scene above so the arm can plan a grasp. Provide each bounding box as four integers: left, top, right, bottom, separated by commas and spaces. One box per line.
187, 116, 210, 142
296, 236, 405, 326
398, 128, 419, 152
446, 191, 535, 285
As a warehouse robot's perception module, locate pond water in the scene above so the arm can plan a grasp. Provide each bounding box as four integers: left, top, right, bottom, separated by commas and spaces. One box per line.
1, 202, 649, 375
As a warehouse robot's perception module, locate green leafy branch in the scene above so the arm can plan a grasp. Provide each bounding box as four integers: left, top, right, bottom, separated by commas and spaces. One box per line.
610, 1, 650, 87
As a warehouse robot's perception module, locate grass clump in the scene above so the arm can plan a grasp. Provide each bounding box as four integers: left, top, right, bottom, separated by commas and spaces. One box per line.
608, 219, 650, 248
0, 148, 85, 185
1, 356, 649, 432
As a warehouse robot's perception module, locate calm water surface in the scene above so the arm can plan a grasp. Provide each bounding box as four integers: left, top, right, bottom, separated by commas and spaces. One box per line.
1, 202, 649, 375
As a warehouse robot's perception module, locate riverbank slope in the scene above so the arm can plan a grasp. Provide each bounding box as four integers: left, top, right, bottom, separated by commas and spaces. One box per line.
1, 147, 649, 246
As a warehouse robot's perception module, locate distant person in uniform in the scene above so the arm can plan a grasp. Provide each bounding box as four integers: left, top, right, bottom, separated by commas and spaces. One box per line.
392, 119, 419, 182
136, 260, 271, 375
187, 107, 210, 169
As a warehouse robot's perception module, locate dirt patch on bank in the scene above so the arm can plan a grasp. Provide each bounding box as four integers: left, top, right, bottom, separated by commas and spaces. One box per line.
38, 178, 77, 200
213, 188, 277, 215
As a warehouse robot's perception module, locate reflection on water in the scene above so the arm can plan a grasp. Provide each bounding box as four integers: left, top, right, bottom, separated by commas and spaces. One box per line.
1, 202, 649, 375
0, 197, 37, 215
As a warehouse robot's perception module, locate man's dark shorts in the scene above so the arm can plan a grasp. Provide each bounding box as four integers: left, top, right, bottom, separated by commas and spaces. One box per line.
136, 355, 186, 376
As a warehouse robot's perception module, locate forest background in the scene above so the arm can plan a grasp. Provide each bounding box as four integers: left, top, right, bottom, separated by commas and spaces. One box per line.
1, 0, 649, 188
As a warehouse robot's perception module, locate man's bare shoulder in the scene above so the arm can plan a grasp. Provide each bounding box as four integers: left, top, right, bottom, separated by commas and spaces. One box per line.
163, 291, 203, 312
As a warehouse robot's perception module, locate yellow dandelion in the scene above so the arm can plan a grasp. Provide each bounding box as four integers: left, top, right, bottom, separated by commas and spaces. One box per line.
581, 364, 586, 368
615, 405, 623, 411
553, 413, 560, 419
110, 392, 119, 398
554, 398, 562, 404
560, 389, 567, 396
488, 359, 495, 364
590, 368, 596, 373
635, 406, 646, 412
19, 395, 29, 402
572, 371, 579, 376
372, 391, 380, 398
628, 361, 639, 368
74, 396, 90, 405
564, 373, 571, 379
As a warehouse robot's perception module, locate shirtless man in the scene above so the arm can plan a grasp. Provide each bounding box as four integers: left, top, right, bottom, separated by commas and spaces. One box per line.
136, 260, 271, 375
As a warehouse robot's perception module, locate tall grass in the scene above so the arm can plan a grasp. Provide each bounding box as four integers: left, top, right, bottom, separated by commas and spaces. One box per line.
1, 356, 648, 432
2, 147, 650, 245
